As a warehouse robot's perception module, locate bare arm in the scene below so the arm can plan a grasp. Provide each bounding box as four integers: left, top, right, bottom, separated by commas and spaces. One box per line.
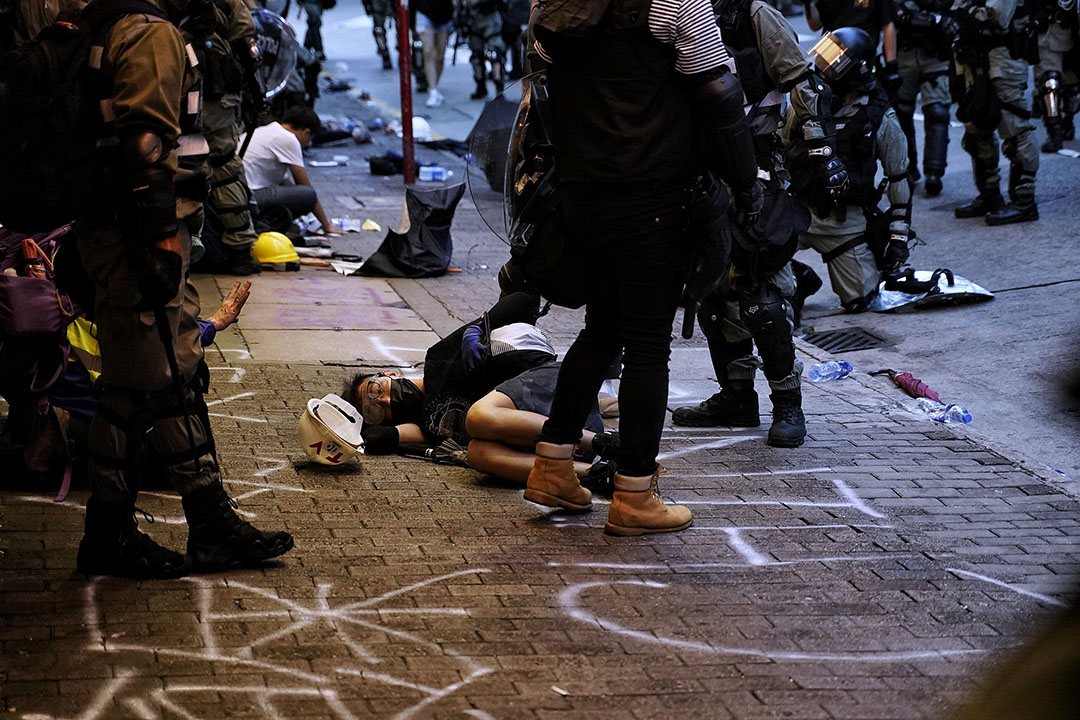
882, 21, 897, 63
395, 423, 426, 444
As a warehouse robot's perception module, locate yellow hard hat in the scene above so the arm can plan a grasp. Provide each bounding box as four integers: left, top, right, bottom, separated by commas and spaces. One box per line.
253, 232, 300, 265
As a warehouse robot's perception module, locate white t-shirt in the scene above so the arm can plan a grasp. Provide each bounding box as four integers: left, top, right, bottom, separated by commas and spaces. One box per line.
241, 122, 304, 191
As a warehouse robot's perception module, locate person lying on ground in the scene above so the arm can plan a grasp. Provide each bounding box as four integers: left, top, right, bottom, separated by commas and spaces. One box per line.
341, 292, 620, 489
241, 105, 345, 237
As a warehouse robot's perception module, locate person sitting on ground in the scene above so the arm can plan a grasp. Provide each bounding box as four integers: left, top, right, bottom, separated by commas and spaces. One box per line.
241, 105, 345, 237
342, 293, 619, 489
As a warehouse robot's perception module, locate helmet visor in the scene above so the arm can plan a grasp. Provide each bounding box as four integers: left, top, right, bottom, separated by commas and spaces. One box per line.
809, 32, 855, 83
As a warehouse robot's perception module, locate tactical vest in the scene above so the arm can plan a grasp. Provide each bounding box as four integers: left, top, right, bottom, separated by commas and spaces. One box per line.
833, 83, 890, 208
181, 0, 245, 100
545, 0, 698, 183
718, 8, 772, 107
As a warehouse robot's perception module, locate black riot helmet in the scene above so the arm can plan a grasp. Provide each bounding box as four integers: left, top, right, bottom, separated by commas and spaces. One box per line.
808, 27, 876, 96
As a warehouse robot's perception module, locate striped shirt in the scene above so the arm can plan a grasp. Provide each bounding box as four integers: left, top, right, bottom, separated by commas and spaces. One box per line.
648, 0, 735, 75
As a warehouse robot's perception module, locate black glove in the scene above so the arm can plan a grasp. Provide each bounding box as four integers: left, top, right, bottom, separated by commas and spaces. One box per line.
808, 138, 850, 198
136, 247, 182, 311
731, 179, 764, 231
882, 60, 902, 94
936, 13, 960, 40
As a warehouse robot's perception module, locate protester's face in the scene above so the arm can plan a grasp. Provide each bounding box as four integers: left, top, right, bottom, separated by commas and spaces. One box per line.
298, 128, 314, 149
360, 372, 396, 425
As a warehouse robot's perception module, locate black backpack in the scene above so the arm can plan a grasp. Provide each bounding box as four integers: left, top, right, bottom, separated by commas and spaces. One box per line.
0, 0, 166, 235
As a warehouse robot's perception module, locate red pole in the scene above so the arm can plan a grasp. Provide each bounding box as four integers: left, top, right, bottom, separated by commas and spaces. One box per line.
396, 0, 416, 184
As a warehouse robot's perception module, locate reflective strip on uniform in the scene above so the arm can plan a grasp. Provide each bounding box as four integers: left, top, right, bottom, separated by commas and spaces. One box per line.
99, 99, 115, 123
185, 43, 199, 68
177, 134, 211, 157
187, 91, 200, 116
88, 45, 104, 70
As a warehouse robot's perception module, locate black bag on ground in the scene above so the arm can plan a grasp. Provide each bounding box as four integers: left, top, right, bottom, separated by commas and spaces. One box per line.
359, 184, 466, 278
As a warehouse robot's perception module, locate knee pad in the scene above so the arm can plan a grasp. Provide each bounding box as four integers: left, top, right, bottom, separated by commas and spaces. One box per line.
738, 284, 788, 337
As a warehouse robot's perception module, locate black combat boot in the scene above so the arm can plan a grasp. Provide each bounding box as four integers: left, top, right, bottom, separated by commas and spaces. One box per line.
226, 247, 263, 276
182, 482, 294, 572
987, 168, 1038, 225
1042, 120, 1065, 153
767, 389, 806, 448
470, 80, 488, 100
922, 103, 950, 197
954, 191, 1004, 218
77, 497, 192, 579
672, 380, 760, 427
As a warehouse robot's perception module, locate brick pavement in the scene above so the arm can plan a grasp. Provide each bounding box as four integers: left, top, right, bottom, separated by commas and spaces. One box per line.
3, 87, 1080, 720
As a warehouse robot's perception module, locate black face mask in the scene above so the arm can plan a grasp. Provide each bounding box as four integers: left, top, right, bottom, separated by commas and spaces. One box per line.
389, 378, 424, 423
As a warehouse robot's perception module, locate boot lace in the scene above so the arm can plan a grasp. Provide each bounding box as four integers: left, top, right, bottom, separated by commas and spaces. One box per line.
650, 466, 669, 504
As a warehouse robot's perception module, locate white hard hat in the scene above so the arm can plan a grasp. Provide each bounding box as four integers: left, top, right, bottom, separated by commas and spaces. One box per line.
298, 394, 365, 465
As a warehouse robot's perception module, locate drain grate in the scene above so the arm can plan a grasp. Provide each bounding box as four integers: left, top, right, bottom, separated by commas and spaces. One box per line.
801, 327, 891, 353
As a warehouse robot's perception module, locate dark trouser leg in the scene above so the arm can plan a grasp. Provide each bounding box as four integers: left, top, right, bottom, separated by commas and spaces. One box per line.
955, 129, 1004, 217
922, 102, 950, 195
894, 101, 920, 182
538, 183, 689, 477
373, 22, 392, 69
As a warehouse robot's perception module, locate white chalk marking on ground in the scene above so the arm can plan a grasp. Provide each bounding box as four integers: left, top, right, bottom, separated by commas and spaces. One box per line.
207, 411, 268, 423
218, 348, 252, 360
463, 711, 499, 720
667, 466, 835, 478
830, 475, 887, 519
70, 570, 496, 719
722, 528, 770, 566
121, 696, 158, 720
370, 336, 416, 368
19, 676, 134, 720
206, 391, 255, 407
947, 568, 1068, 607
689, 523, 889, 531
559, 581, 986, 662
548, 555, 919, 571
657, 436, 755, 461
253, 457, 290, 477
208, 365, 246, 383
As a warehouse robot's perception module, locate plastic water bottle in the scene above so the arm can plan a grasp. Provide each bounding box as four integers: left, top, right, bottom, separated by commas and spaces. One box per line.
917, 398, 972, 424
808, 360, 854, 383
418, 165, 449, 181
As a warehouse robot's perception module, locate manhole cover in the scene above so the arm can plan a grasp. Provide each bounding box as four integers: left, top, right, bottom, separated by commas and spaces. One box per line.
801, 327, 891, 353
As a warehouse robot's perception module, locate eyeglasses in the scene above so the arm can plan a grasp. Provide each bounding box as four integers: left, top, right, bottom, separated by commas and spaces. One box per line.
360, 376, 389, 425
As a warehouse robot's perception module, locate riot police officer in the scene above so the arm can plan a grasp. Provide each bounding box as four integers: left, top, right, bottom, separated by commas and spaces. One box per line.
952, 0, 1040, 224
893, 0, 958, 194
787, 27, 914, 312
455, 0, 505, 99
183, 0, 263, 275
1034, 0, 1079, 152
364, 0, 395, 69
75, 0, 293, 579
673, 0, 843, 448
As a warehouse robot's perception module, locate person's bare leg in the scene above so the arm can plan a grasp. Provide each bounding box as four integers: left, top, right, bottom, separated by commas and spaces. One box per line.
430, 29, 450, 88
467, 440, 591, 485
466, 392, 597, 451
422, 28, 439, 90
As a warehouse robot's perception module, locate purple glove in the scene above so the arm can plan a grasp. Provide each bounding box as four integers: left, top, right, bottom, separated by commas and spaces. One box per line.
461, 324, 487, 373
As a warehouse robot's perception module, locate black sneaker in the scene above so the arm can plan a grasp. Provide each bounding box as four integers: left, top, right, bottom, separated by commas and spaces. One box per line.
182, 483, 294, 572
470, 84, 488, 100
672, 382, 759, 427
77, 499, 191, 579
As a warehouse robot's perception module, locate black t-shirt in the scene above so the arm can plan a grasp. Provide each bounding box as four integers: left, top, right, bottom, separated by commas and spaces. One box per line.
412, 0, 453, 26
814, 0, 896, 45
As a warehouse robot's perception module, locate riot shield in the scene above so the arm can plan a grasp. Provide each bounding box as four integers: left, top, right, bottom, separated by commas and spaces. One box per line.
252, 9, 299, 99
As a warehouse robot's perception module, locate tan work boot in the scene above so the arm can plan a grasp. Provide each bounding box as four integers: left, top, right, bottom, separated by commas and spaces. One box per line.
524, 442, 592, 512
605, 466, 692, 536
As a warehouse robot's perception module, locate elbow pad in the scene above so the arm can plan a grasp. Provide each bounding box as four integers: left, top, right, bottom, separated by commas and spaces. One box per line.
361, 424, 400, 455
693, 68, 758, 191
118, 131, 178, 246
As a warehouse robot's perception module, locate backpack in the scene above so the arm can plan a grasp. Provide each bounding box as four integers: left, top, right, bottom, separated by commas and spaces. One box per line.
0, 0, 167, 235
